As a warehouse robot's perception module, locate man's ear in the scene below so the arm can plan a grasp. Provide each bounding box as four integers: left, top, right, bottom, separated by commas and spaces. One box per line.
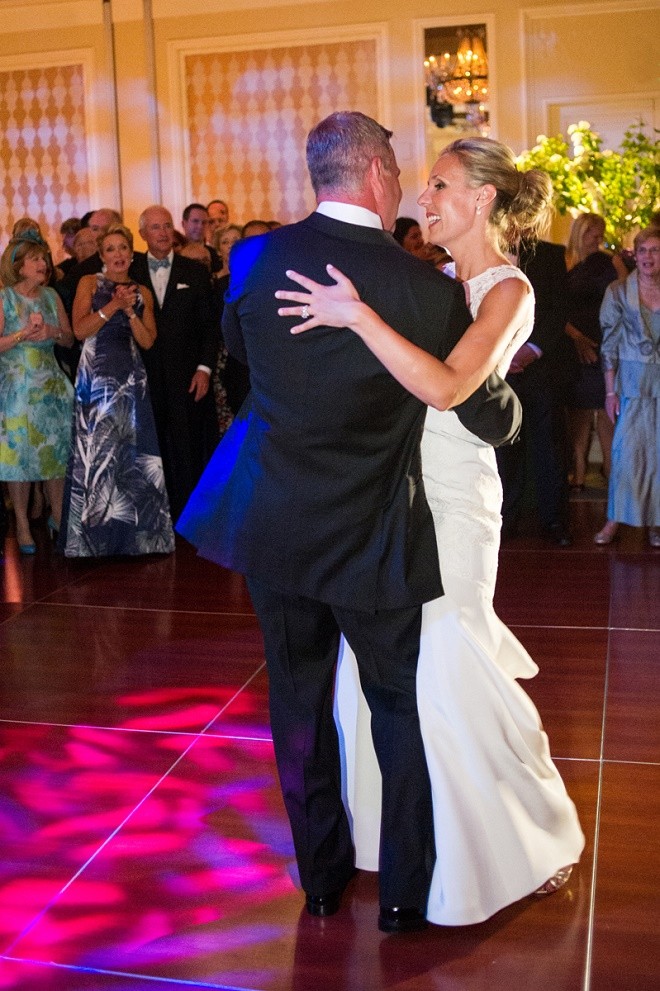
368, 156, 383, 188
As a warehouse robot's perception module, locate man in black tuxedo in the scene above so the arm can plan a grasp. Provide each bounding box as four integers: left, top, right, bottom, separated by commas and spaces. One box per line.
130, 206, 219, 520
55, 208, 123, 315
208, 112, 519, 931
496, 240, 575, 545
181, 203, 222, 273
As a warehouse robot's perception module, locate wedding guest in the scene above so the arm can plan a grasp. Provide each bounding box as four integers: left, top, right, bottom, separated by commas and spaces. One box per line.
58, 217, 81, 276
393, 217, 426, 257
182, 203, 221, 272
564, 213, 619, 489
211, 224, 242, 280
130, 206, 219, 519
0, 231, 74, 553
594, 227, 660, 547
207, 199, 229, 240
59, 224, 174, 556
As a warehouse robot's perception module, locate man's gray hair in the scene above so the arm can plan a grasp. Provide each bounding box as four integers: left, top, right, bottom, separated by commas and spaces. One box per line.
138, 205, 173, 231
306, 111, 394, 197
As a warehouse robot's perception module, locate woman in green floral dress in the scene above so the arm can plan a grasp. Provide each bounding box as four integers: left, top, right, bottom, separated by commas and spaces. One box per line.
0, 232, 75, 553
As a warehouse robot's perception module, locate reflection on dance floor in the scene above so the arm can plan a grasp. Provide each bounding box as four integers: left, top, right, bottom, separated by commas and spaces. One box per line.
0, 504, 658, 990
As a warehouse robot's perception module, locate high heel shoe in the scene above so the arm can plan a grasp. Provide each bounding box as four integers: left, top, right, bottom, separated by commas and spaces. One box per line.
19, 542, 36, 555
649, 527, 660, 548
594, 522, 618, 545
47, 516, 59, 535
534, 865, 573, 896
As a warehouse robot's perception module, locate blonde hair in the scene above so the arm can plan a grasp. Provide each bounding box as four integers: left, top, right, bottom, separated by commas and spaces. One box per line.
99, 223, 134, 253
566, 212, 605, 267
211, 223, 242, 253
440, 137, 554, 250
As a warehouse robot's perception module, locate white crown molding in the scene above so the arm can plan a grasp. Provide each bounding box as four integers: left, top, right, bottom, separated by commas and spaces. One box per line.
522, 0, 659, 19
164, 23, 390, 225
153, 0, 335, 14
0, 1, 100, 31
541, 89, 660, 111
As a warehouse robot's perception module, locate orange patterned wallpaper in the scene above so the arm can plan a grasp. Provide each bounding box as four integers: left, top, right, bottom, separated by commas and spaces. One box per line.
0, 63, 90, 262
185, 39, 378, 225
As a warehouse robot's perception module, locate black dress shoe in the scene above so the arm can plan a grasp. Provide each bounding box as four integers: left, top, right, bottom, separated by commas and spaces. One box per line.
305, 890, 343, 917
378, 907, 428, 933
545, 523, 573, 547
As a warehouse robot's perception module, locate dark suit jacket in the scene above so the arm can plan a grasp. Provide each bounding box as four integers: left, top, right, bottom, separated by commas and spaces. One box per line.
518, 240, 576, 391
200, 212, 519, 612
55, 252, 103, 317
129, 251, 218, 398
129, 251, 219, 515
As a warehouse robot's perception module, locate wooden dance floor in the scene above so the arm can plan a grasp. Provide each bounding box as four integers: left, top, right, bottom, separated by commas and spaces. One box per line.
0, 498, 658, 990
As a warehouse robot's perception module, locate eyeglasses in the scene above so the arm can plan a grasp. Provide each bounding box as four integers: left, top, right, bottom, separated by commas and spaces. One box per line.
636, 246, 660, 256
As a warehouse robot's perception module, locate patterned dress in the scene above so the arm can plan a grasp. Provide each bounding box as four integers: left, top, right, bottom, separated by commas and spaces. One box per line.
59, 274, 174, 557
0, 285, 73, 480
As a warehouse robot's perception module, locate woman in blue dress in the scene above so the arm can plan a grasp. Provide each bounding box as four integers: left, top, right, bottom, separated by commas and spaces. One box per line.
59, 224, 174, 557
0, 231, 74, 553
595, 226, 660, 546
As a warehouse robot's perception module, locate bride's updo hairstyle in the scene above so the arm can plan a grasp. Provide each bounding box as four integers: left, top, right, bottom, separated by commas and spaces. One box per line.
441, 137, 553, 250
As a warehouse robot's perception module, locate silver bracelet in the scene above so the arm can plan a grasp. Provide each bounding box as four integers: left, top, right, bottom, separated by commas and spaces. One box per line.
98, 309, 109, 321
606, 392, 616, 397
128, 311, 137, 321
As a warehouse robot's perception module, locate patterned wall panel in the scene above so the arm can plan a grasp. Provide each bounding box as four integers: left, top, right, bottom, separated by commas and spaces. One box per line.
185, 39, 378, 225
0, 63, 90, 262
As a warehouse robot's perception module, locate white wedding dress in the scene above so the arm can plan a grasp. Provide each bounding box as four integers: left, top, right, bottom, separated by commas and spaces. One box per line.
335, 266, 585, 926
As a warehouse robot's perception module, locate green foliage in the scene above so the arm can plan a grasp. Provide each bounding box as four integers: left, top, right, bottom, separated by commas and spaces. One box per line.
517, 120, 660, 248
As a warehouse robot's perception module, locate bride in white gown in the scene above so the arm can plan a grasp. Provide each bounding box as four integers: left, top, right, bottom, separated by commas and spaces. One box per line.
276, 137, 584, 926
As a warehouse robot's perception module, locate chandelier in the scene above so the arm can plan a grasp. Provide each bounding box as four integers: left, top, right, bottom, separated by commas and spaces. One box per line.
424, 28, 489, 133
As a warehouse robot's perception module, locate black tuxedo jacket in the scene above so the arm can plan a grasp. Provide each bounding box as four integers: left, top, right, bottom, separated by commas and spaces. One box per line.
129, 251, 218, 387
55, 251, 103, 317
129, 251, 219, 516
210, 212, 520, 612
518, 240, 576, 391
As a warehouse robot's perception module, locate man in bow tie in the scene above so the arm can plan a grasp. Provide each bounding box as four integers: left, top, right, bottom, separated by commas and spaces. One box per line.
130, 205, 219, 519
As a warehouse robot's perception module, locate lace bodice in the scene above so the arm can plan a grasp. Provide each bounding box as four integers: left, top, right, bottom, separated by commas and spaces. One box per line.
465, 265, 534, 377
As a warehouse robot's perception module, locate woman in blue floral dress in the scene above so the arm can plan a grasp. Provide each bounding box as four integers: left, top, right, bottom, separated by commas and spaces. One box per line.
0, 232, 75, 553
58, 224, 174, 556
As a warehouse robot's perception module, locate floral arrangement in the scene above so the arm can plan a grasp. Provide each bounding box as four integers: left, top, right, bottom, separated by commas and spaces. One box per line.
517, 120, 659, 248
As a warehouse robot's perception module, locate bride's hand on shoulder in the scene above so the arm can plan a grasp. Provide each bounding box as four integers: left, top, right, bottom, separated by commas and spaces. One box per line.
275, 264, 363, 334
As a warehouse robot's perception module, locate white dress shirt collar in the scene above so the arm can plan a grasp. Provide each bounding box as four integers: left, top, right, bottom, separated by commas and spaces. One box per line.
147, 250, 174, 306
316, 201, 383, 230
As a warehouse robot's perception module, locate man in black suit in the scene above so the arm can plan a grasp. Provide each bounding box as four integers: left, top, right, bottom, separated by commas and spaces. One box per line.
181, 203, 222, 273
130, 206, 219, 520
205, 112, 519, 931
55, 208, 123, 314
496, 240, 575, 545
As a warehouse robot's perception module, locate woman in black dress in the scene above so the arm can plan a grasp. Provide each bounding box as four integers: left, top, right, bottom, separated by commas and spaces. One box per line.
564, 213, 621, 489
